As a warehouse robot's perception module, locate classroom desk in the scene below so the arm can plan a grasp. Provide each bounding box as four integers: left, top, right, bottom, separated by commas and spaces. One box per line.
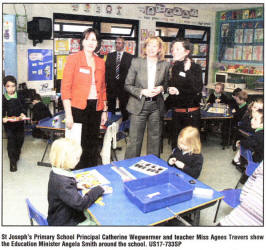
36, 112, 122, 167
164, 108, 233, 148
74, 155, 223, 226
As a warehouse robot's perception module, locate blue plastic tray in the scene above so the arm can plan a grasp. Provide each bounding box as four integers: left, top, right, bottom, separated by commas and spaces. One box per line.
124, 172, 194, 213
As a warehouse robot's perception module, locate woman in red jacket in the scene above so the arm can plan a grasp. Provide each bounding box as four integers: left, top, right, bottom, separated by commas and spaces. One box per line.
61, 28, 108, 169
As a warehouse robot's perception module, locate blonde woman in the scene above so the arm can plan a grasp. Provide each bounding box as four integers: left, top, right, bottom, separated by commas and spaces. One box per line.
47, 138, 104, 226
124, 37, 170, 158
168, 126, 203, 179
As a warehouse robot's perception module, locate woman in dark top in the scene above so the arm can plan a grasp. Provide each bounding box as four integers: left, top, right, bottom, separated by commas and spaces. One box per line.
2, 75, 27, 172
167, 39, 203, 149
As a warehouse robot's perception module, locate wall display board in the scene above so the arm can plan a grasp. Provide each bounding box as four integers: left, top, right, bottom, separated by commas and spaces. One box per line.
3, 14, 17, 78
216, 7, 263, 64
28, 49, 53, 81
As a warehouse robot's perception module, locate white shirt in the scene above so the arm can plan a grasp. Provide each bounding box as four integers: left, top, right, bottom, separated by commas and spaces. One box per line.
147, 59, 157, 90
117, 51, 124, 61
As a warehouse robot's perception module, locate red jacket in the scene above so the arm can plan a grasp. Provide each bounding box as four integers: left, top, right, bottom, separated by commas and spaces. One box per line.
61, 51, 107, 110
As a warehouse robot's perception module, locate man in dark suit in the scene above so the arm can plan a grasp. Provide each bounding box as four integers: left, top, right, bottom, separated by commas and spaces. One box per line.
105, 37, 133, 120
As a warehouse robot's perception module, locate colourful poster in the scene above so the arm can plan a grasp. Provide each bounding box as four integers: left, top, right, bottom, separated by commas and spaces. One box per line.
254, 28, 263, 43
125, 41, 135, 55
224, 48, 234, 60
233, 46, 242, 60
28, 49, 53, 81
252, 46, 263, 61
243, 29, 254, 43
70, 39, 80, 53
56, 55, 68, 80
234, 29, 243, 43
242, 10, 249, 19
141, 29, 148, 41
55, 39, 69, 53
242, 46, 253, 60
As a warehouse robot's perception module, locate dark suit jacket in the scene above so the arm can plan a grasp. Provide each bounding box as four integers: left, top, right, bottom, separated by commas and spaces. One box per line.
105, 51, 133, 95
125, 57, 170, 117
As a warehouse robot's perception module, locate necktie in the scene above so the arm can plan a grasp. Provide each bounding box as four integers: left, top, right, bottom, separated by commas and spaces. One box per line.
115, 52, 121, 80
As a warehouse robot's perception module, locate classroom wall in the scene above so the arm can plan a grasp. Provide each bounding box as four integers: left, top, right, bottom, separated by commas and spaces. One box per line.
3, 3, 216, 91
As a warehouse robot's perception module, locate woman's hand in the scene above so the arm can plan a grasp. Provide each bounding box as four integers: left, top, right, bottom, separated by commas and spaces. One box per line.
141, 89, 157, 98
65, 114, 74, 129
168, 157, 177, 165
175, 160, 185, 169
3, 117, 8, 123
184, 58, 191, 72
101, 111, 108, 126
20, 113, 26, 119
168, 87, 179, 95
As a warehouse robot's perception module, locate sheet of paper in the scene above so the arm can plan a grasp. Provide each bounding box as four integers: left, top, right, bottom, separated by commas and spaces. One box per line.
65, 122, 82, 145
75, 169, 110, 189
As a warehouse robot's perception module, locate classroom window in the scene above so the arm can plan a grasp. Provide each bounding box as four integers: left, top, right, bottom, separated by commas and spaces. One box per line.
100, 22, 135, 37
184, 29, 205, 39
62, 24, 92, 32
156, 26, 179, 37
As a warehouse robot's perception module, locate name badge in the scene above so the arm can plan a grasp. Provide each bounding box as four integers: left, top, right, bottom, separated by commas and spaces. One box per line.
179, 71, 186, 77
79, 68, 90, 74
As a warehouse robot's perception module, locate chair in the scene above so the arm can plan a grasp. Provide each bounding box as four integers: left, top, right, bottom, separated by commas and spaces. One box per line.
235, 149, 260, 189
111, 119, 130, 161
213, 189, 241, 223
26, 198, 48, 226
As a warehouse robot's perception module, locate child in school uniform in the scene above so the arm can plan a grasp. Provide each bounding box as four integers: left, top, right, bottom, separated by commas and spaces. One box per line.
229, 90, 248, 147
232, 90, 248, 124
238, 98, 263, 134
232, 109, 263, 167
2, 75, 27, 172
207, 82, 228, 105
47, 138, 105, 226
206, 82, 228, 146
228, 87, 242, 111
168, 126, 203, 179
31, 93, 52, 138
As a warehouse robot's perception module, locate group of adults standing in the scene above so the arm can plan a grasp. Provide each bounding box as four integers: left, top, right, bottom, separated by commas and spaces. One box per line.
61, 28, 203, 169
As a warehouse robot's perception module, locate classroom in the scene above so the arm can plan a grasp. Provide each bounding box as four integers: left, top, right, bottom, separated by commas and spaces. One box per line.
2, 2, 264, 227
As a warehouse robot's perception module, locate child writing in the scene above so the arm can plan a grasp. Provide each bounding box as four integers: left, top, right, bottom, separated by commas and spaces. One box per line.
232, 109, 263, 167
207, 82, 228, 104
2, 75, 27, 172
47, 138, 105, 226
168, 126, 203, 179
31, 93, 52, 138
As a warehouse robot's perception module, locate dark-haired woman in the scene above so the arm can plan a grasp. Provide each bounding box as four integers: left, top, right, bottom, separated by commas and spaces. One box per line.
167, 39, 203, 149
61, 28, 108, 169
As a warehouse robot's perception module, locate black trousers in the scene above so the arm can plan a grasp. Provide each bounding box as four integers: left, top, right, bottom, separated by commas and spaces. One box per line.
171, 109, 201, 149
4, 123, 24, 164
107, 81, 129, 121
71, 100, 102, 169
